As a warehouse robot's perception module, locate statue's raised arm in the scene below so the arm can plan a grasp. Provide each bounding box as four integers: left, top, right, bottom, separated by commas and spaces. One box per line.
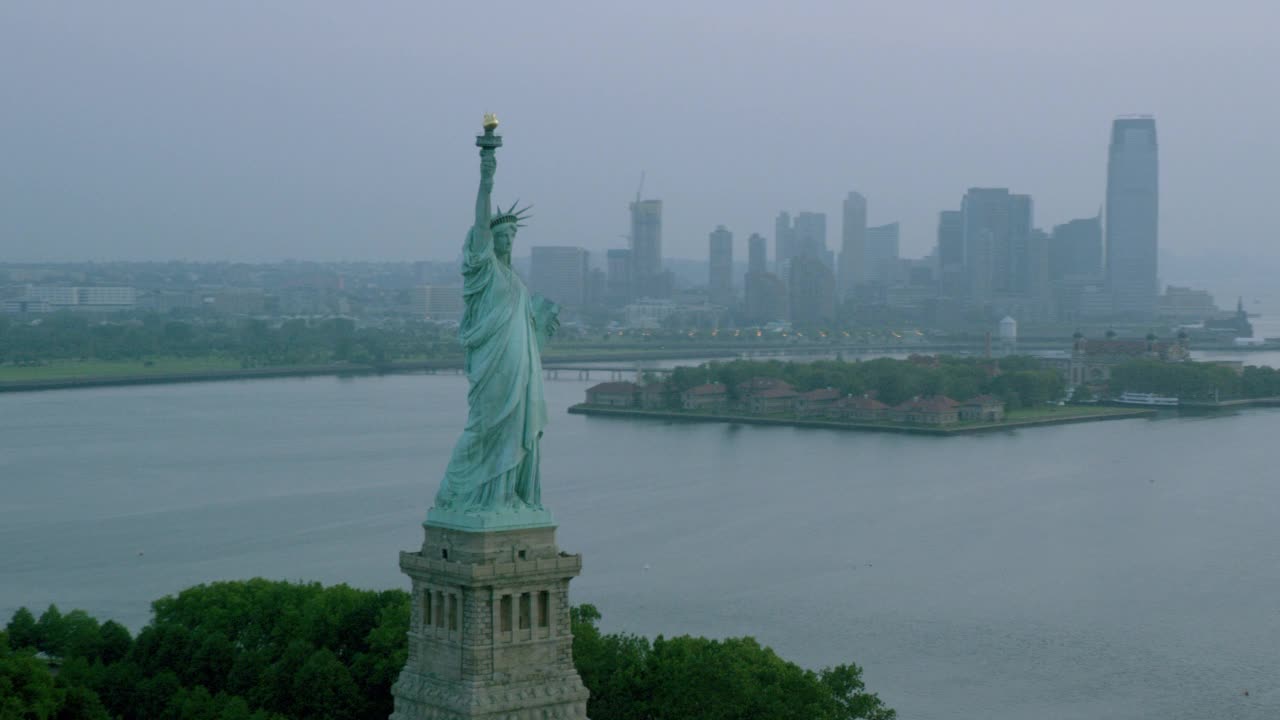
475, 150, 496, 231
467, 115, 501, 259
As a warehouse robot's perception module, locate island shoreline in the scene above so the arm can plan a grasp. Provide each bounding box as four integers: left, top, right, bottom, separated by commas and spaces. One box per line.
567, 403, 1159, 435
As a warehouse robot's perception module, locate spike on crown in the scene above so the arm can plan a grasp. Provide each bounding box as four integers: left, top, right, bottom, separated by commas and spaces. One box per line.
491, 200, 533, 229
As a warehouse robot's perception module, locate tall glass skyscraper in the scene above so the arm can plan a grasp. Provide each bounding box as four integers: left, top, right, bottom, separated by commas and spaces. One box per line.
839, 191, 867, 294
1105, 116, 1159, 318
708, 225, 734, 305
747, 233, 767, 275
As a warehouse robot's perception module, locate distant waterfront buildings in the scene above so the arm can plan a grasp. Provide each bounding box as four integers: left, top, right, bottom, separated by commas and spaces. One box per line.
629, 198, 667, 299
1049, 214, 1105, 321
1158, 285, 1220, 322
411, 285, 464, 322
1049, 214, 1103, 280
4, 285, 137, 313
742, 232, 781, 323
936, 209, 965, 298
1105, 116, 1159, 318
530, 246, 590, 311
838, 192, 868, 296
743, 271, 787, 325
961, 187, 1033, 305
1047, 331, 1190, 387
774, 212, 794, 274
1203, 297, 1254, 338
865, 222, 901, 286
793, 212, 829, 266
585, 268, 607, 310
707, 225, 734, 306
787, 255, 836, 326
775, 210, 829, 280
746, 233, 767, 276
605, 249, 633, 306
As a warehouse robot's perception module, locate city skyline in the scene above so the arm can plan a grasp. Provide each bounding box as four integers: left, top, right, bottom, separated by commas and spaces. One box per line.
2, 4, 1277, 264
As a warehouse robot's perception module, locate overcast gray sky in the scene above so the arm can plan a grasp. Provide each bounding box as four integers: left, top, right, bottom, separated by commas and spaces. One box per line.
2, 1, 1277, 263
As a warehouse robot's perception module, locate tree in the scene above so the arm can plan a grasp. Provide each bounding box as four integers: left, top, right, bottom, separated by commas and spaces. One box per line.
9, 583, 895, 720
6, 608, 38, 650
60, 611, 102, 661
570, 604, 895, 720
290, 649, 361, 720
96, 622, 132, 665
0, 645, 60, 720
36, 605, 66, 656
51, 686, 110, 720
820, 664, 897, 720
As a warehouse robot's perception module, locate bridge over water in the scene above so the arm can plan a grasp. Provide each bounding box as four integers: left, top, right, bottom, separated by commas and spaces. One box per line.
541, 365, 674, 381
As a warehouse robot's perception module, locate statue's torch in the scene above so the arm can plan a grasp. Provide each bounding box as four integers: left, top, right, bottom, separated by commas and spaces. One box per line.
476, 113, 503, 150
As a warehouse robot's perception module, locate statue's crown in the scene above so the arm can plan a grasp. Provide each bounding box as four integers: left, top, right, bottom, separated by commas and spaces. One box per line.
491, 200, 532, 229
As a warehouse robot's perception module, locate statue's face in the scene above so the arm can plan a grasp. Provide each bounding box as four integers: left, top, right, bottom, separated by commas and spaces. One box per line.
493, 225, 516, 255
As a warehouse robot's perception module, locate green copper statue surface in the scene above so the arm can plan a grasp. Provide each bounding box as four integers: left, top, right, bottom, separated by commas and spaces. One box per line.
428, 115, 560, 530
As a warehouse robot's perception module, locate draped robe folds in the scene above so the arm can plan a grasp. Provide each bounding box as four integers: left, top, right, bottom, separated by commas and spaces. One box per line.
433, 225, 558, 513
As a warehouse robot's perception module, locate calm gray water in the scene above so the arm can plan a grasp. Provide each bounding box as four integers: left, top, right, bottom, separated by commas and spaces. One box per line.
2, 373, 1278, 719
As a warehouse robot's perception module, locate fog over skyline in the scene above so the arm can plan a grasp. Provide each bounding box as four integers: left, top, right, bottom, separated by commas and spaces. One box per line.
2, 1, 1277, 265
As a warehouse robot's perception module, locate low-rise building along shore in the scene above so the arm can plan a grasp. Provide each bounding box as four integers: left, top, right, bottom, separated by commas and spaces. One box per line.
583, 376, 1007, 428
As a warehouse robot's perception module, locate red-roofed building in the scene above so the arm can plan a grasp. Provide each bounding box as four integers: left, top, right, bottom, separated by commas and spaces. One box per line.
734, 376, 794, 400
796, 387, 842, 416
639, 381, 674, 409
682, 383, 729, 411
959, 395, 1005, 422
832, 394, 890, 421
749, 386, 799, 414
891, 396, 960, 425
585, 381, 638, 407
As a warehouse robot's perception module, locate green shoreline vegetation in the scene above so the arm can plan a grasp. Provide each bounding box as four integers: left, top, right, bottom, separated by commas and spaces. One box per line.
1, 580, 895, 720
0, 312, 744, 387
656, 356, 1280, 407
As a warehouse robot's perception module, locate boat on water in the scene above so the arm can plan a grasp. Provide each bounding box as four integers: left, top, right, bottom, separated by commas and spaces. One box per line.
1115, 392, 1180, 407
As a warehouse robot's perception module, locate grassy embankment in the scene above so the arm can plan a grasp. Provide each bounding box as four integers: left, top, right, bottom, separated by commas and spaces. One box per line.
0, 356, 243, 382
0, 345, 739, 390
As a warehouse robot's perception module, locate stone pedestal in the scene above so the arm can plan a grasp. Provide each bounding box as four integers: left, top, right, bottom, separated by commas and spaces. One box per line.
390, 521, 590, 720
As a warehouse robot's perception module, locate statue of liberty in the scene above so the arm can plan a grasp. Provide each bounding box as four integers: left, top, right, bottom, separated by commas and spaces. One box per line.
429, 115, 560, 527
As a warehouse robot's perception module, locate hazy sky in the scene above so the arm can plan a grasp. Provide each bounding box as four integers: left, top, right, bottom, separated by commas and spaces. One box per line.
2, 1, 1277, 263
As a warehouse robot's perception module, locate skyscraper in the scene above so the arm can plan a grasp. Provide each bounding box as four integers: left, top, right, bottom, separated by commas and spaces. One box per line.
865, 222, 900, 285
629, 198, 665, 299
585, 267, 607, 310
839, 192, 867, 295
1050, 214, 1103, 280
1011, 229, 1051, 300
605, 248, 633, 306
744, 271, 788, 324
747, 233, 767, 275
774, 212, 794, 273
530, 246, 590, 310
792, 212, 828, 262
788, 256, 836, 327
961, 188, 1033, 303
744, 232, 783, 323
937, 210, 965, 297
1106, 116, 1159, 317
708, 225, 734, 306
